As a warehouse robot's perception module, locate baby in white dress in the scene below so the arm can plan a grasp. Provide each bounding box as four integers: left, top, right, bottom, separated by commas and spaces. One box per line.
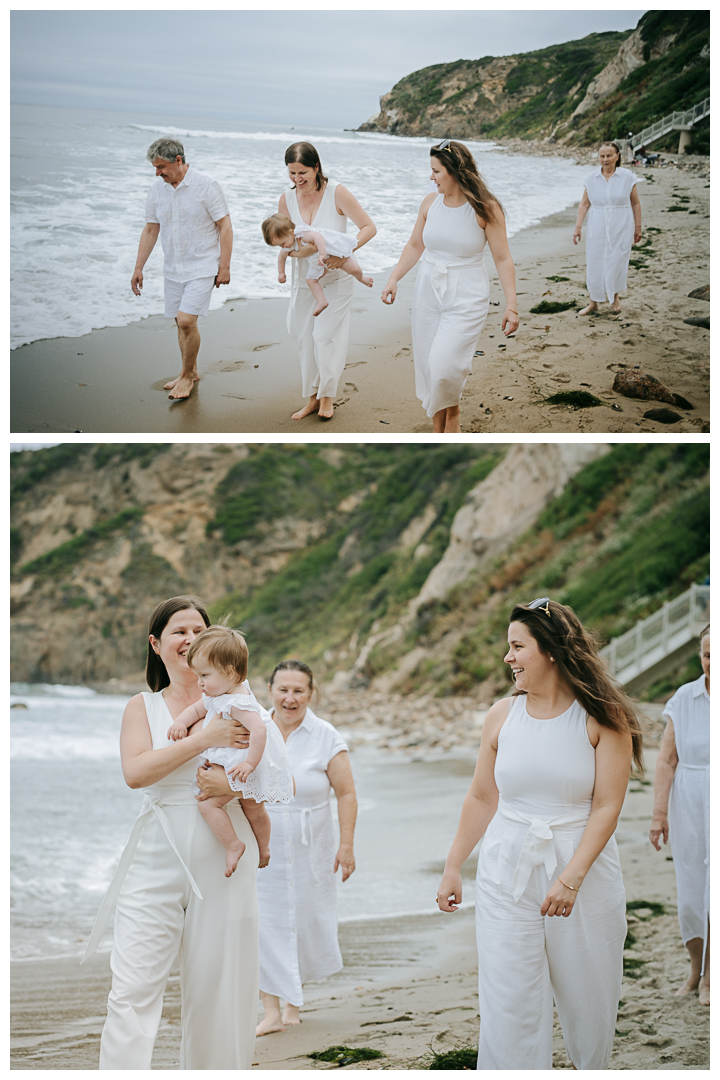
168, 626, 294, 877
262, 212, 373, 316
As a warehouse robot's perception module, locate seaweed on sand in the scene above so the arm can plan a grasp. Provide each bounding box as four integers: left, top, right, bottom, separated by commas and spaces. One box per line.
427, 1046, 478, 1069
530, 300, 577, 314
545, 391, 604, 408
308, 1045, 385, 1066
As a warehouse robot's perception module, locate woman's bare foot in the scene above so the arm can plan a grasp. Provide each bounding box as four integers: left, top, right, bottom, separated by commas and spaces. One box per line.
256, 1015, 285, 1037
609, 303, 622, 314
699, 979, 710, 1005
282, 1004, 301, 1026
578, 303, 598, 316
318, 396, 334, 420
361, 275, 373, 287
225, 840, 246, 877
258, 848, 271, 869
291, 396, 320, 420
166, 373, 199, 399
312, 297, 329, 316
675, 973, 701, 996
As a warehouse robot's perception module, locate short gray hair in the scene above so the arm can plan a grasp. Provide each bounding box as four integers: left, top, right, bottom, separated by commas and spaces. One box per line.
146, 137, 186, 164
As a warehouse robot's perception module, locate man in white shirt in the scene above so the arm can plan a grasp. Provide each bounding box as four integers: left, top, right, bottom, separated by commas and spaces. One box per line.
131, 138, 233, 399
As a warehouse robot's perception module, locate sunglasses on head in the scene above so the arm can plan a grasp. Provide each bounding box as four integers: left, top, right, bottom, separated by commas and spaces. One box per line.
527, 597, 551, 617
434, 139, 452, 152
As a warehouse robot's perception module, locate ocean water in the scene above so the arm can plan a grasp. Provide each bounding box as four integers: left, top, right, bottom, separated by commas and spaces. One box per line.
10, 684, 477, 962
11, 102, 589, 349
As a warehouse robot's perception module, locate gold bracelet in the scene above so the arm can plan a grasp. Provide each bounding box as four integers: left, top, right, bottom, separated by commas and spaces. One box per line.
506, 309, 518, 314
557, 877, 579, 892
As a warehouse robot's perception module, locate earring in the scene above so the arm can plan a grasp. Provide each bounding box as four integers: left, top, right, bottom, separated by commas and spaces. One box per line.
550, 657, 555, 662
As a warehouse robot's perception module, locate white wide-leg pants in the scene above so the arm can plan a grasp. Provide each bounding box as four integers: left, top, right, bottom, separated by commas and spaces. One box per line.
292, 272, 355, 400
411, 260, 489, 418
99, 802, 258, 1069
475, 846, 626, 1070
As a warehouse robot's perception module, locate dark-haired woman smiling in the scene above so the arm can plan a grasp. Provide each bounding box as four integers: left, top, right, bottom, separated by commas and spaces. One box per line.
381, 139, 519, 433
437, 598, 643, 1069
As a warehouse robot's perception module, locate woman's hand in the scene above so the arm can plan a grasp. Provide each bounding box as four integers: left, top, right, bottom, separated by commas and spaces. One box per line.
502, 309, 519, 335
634, 227, 642, 244
541, 878, 579, 918
195, 762, 233, 800
437, 869, 463, 912
198, 713, 250, 751
649, 813, 669, 850
324, 255, 345, 271
381, 280, 397, 305
334, 843, 356, 881
278, 272, 287, 283
572, 227, 582, 245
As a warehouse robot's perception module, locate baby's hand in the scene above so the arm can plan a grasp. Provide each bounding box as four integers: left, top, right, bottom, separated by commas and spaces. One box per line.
168, 723, 188, 741
229, 761, 255, 783
278, 272, 287, 283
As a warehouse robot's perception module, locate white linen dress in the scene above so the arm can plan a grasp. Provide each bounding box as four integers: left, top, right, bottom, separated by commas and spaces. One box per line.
475, 696, 626, 1070
256, 707, 348, 1005
285, 180, 356, 399
83, 691, 259, 1070
583, 166, 637, 302
411, 194, 490, 418
198, 684, 294, 801
664, 674, 710, 967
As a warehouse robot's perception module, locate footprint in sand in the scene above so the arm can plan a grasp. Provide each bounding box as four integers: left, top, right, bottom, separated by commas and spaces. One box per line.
252, 343, 279, 352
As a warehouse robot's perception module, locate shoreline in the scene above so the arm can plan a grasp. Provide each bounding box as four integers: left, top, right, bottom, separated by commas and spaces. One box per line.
11, 167, 708, 435
10, 747, 709, 1070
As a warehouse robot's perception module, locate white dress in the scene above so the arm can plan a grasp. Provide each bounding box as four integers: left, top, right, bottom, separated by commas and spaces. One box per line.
85, 691, 259, 1069
664, 674, 709, 963
412, 194, 490, 417
583, 166, 637, 302
285, 179, 356, 399
256, 707, 348, 1005
475, 696, 626, 1070
294, 225, 357, 281
199, 683, 294, 802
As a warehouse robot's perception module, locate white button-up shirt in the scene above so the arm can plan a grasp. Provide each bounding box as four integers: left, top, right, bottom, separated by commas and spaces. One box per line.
145, 166, 230, 282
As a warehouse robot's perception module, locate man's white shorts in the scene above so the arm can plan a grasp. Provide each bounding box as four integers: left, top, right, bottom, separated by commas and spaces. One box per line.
164, 276, 216, 319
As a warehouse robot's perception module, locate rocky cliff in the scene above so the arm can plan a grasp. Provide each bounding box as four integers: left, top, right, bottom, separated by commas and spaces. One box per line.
358, 11, 709, 148
11, 443, 709, 697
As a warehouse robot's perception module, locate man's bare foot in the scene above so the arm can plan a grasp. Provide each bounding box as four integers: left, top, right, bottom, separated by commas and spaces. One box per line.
675, 973, 701, 996
164, 372, 199, 391
282, 1004, 301, 1026
698, 980, 709, 1006
256, 1016, 286, 1037
258, 848, 271, 869
313, 298, 329, 316
291, 397, 320, 420
578, 303, 598, 316
361, 275, 373, 287
318, 396, 333, 420
167, 374, 198, 399
225, 840, 246, 877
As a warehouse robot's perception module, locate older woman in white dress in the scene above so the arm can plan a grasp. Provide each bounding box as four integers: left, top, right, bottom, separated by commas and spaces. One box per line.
573, 141, 642, 316
650, 625, 710, 1005
196, 658, 358, 1034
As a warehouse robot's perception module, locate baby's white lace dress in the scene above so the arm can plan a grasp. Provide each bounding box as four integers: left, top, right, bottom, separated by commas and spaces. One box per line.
199, 683, 294, 803
295, 226, 357, 281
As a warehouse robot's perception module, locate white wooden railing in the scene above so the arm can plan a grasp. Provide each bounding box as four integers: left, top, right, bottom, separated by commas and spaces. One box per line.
621, 96, 710, 149
601, 583, 709, 685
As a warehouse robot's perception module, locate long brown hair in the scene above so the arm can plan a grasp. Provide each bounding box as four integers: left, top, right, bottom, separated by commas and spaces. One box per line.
509, 600, 644, 773
146, 595, 211, 692
284, 142, 328, 191
431, 140, 502, 225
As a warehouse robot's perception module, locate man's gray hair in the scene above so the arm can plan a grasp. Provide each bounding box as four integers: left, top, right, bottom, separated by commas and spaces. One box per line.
146, 137, 186, 164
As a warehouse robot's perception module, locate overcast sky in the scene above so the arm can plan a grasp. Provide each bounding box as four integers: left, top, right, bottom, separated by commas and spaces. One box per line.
11, 8, 647, 128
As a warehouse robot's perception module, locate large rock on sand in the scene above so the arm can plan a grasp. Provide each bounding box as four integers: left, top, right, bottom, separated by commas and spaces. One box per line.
612, 370, 693, 409
688, 285, 709, 301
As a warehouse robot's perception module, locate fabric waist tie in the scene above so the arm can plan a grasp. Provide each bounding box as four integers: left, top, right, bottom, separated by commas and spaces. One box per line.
422, 250, 486, 303
494, 805, 589, 903
81, 794, 203, 964
267, 799, 330, 882
676, 762, 709, 770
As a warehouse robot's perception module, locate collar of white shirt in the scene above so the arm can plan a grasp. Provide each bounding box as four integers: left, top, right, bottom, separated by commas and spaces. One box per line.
692, 673, 709, 698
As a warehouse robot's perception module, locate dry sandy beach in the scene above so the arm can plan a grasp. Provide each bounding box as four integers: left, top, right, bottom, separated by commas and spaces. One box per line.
10, 739, 710, 1071
10, 166, 708, 435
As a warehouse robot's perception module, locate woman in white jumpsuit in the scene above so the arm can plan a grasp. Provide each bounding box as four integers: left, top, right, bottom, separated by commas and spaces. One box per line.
650, 624, 710, 1005
279, 142, 376, 421
82, 596, 260, 1069
573, 141, 642, 315
196, 659, 358, 1036
382, 140, 519, 433
438, 598, 644, 1069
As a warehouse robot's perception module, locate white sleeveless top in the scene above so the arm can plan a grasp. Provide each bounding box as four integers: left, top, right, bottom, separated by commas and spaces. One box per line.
286, 179, 347, 287
142, 689, 201, 805
422, 194, 486, 260
478, 695, 609, 903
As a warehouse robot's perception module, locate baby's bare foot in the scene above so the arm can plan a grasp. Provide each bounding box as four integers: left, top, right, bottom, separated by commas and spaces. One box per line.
312, 298, 329, 317
225, 840, 246, 877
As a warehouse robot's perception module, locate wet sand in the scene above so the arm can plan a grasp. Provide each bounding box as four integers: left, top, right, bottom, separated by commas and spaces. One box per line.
10, 748, 709, 1070
10, 168, 708, 435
